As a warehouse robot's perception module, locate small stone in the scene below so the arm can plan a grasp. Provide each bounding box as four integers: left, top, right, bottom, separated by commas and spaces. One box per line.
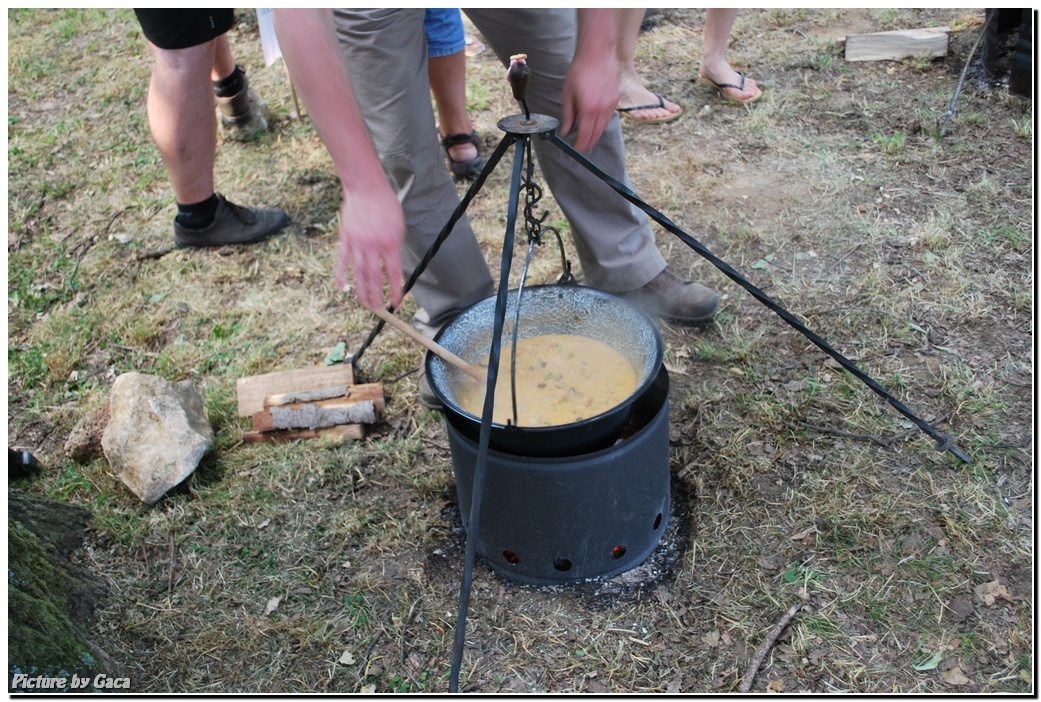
65, 402, 111, 464
947, 594, 974, 622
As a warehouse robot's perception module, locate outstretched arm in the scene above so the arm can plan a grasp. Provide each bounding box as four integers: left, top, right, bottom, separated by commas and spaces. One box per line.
273, 9, 404, 310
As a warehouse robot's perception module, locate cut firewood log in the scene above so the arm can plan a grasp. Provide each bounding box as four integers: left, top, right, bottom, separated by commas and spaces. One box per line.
844, 27, 950, 62
236, 364, 354, 417
242, 424, 366, 444
256, 400, 377, 432
264, 385, 350, 407
251, 383, 385, 433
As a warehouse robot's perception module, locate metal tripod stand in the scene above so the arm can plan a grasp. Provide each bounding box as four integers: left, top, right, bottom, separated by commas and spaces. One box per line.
348, 60, 971, 692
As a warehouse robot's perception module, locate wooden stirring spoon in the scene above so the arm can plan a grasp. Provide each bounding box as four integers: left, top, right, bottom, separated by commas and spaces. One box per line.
369, 305, 485, 382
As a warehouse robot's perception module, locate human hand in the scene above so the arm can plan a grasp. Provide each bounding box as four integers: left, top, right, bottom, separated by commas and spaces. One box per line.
336, 185, 405, 311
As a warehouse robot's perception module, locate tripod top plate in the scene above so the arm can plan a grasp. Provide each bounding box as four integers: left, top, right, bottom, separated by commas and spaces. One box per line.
498, 113, 559, 135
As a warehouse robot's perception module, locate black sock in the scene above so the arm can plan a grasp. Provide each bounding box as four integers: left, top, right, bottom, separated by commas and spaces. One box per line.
213, 65, 245, 98
176, 194, 219, 230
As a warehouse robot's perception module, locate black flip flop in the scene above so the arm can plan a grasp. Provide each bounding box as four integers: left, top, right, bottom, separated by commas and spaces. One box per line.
616, 93, 683, 124
699, 72, 763, 104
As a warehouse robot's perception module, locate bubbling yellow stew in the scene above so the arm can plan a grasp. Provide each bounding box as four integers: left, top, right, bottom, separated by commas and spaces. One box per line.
454, 333, 638, 427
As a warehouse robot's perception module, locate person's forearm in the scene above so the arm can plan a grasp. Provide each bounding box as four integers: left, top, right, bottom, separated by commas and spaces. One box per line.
562, 8, 620, 151
273, 9, 405, 309
576, 9, 618, 67
273, 9, 385, 197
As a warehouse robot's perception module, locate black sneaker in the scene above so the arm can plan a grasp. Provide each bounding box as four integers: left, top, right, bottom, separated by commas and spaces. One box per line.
620, 268, 719, 324
174, 193, 289, 249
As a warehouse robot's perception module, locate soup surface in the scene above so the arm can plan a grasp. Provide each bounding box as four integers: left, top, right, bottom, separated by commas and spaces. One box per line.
454, 333, 638, 427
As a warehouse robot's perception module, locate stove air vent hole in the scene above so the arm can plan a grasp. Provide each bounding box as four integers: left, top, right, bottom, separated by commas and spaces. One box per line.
503, 550, 520, 565
652, 512, 663, 530
553, 558, 573, 572
612, 545, 627, 560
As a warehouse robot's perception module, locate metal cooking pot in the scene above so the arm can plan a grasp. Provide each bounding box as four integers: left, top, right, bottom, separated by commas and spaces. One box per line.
426, 285, 664, 457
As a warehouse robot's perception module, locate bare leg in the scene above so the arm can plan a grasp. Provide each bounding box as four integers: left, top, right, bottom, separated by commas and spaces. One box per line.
428, 50, 477, 163
615, 8, 681, 121
145, 39, 216, 204
211, 33, 236, 82
699, 8, 759, 101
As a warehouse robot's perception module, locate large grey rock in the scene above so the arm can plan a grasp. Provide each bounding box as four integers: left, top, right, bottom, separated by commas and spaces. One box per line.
101, 373, 214, 505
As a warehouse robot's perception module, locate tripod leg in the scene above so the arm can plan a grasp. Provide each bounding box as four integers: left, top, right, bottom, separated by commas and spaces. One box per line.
546, 132, 971, 464
450, 136, 528, 692
352, 133, 516, 366
400, 133, 516, 299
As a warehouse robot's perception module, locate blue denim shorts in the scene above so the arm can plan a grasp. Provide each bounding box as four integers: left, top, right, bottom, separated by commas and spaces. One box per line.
424, 8, 466, 58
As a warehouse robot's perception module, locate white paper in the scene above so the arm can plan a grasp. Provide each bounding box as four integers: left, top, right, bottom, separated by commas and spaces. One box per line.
257, 8, 281, 67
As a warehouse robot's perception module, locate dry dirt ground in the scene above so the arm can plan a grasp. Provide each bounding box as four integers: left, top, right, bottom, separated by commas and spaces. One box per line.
7, 8, 1034, 694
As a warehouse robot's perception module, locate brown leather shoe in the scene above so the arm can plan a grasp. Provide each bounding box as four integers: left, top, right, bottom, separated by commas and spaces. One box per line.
620, 268, 719, 323
216, 70, 269, 142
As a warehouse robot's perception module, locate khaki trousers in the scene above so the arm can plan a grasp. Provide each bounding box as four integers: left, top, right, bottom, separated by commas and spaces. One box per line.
332, 8, 666, 330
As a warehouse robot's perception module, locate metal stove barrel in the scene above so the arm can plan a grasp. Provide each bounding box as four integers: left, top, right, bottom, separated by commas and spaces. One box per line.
447, 367, 671, 586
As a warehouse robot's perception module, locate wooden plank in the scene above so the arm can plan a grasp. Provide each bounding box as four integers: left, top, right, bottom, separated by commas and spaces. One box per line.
845, 27, 949, 62
242, 424, 366, 444
251, 383, 385, 432
236, 364, 354, 417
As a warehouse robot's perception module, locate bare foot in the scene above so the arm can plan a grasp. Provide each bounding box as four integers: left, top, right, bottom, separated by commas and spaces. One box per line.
444, 140, 478, 164
438, 128, 479, 164
699, 62, 760, 102
464, 35, 485, 58
617, 75, 682, 122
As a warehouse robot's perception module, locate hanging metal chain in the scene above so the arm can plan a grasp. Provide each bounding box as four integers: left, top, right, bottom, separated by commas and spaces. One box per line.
520, 138, 549, 245
519, 139, 575, 285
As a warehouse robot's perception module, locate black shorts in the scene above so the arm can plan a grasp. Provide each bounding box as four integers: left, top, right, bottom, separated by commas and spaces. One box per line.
134, 9, 235, 50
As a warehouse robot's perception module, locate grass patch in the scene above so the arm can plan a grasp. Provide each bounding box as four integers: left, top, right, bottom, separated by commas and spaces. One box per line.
1010, 115, 1032, 140
873, 130, 908, 156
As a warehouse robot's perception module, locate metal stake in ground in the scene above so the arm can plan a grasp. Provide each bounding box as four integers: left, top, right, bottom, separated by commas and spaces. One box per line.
940, 12, 993, 138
